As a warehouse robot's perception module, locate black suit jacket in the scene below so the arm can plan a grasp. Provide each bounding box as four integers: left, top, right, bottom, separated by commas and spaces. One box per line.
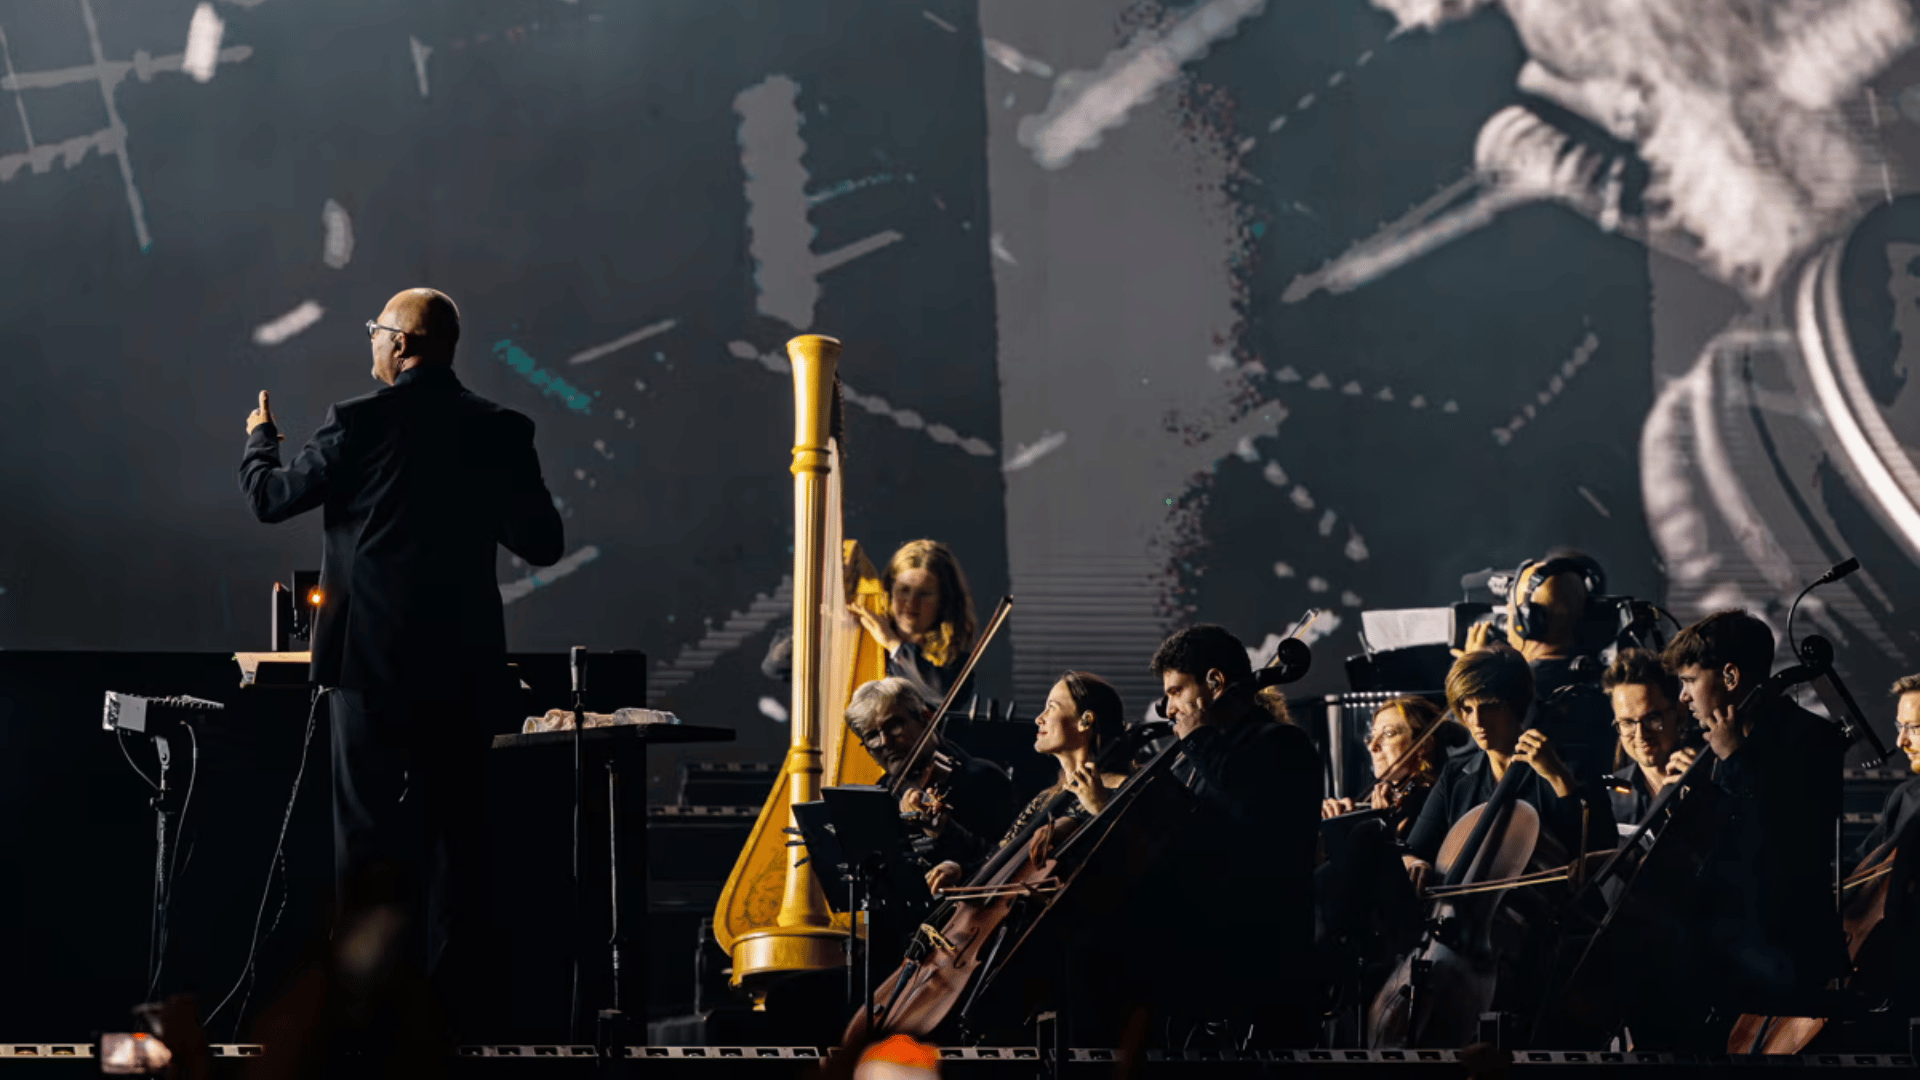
239, 366, 564, 692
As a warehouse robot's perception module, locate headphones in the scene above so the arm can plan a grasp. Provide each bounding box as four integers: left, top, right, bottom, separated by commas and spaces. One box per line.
1509, 554, 1607, 642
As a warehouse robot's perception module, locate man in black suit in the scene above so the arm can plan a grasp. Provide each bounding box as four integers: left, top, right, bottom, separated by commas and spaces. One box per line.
239, 287, 563, 1031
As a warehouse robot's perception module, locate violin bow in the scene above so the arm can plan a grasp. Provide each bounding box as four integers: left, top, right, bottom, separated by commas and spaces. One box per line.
887, 594, 1014, 799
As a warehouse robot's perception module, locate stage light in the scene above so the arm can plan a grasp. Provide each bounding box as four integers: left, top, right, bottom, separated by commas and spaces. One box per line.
99, 1032, 171, 1074
307, 586, 324, 607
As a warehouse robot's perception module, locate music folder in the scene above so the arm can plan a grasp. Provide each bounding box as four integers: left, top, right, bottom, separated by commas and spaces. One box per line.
794, 785, 931, 914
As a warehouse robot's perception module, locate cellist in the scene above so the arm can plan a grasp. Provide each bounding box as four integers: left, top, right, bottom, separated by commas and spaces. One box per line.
922, 670, 1133, 894
1659, 611, 1847, 1025
1401, 646, 1615, 895
1855, 673, 1920, 861
1138, 625, 1322, 1049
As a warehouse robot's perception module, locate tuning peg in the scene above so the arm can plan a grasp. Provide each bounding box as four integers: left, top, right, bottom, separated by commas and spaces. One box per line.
987, 698, 1002, 723
967, 694, 980, 721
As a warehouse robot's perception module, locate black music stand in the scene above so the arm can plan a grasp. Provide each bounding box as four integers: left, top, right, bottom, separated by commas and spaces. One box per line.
795, 785, 931, 1023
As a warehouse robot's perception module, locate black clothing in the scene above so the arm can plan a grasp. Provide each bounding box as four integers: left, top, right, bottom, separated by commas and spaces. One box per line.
880, 740, 1014, 872
762, 628, 975, 705
1152, 716, 1322, 1043
1857, 775, 1920, 862
1405, 750, 1617, 867
1530, 656, 1616, 784
1607, 762, 1662, 830
241, 366, 560, 1032
1694, 698, 1848, 1004
240, 365, 564, 693
328, 686, 494, 1018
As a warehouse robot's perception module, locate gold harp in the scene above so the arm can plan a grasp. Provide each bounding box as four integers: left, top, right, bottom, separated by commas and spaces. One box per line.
712, 334, 890, 996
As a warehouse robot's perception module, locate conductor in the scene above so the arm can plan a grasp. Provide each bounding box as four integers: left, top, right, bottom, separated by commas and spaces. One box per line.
238, 287, 564, 1032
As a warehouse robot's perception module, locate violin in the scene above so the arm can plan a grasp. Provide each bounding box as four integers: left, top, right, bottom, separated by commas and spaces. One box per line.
889, 597, 1014, 829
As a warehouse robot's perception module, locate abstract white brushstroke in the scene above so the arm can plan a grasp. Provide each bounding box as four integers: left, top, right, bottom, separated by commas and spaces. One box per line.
320, 199, 353, 268
499, 545, 600, 604
737, 76, 818, 328
566, 319, 678, 365
758, 696, 789, 722
727, 341, 995, 457
1017, 0, 1268, 170
922, 10, 957, 33
990, 231, 1017, 265
181, 4, 224, 83
0, 24, 34, 149
648, 576, 795, 703
409, 36, 431, 99
983, 37, 1055, 78
252, 301, 324, 345
1004, 430, 1067, 471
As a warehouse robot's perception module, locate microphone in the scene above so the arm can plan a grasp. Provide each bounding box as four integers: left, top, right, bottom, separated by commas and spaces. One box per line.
570, 645, 587, 696
1815, 557, 1860, 586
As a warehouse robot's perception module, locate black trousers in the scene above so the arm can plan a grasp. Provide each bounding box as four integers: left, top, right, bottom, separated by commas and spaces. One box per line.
327, 685, 493, 1028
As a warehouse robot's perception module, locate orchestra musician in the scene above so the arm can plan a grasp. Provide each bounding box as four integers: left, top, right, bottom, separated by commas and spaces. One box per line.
238, 287, 563, 1040
842, 676, 1014, 880
1856, 673, 1920, 861
1321, 696, 1448, 837
922, 671, 1131, 894
1463, 554, 1615, 782
1402, 646, 1615, 896
848, 540, 979, 703
1139, 625, 1321, 1048
1660, 611, 1847, 1017
1601, 650, 1686, 827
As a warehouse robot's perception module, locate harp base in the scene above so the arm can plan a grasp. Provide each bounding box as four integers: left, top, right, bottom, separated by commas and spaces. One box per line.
729, 926, 849, 991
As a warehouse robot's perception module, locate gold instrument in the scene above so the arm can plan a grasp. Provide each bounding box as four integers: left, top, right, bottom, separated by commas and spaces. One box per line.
712, 334, 891, 996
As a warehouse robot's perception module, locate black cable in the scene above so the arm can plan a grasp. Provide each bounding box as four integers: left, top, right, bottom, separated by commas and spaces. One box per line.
117, 728, 160, 791
206, 687, 325, 1036
145, 724, 199, 1001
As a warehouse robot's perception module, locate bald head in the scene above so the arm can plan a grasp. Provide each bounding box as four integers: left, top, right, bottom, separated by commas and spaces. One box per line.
370, 288, 461, 384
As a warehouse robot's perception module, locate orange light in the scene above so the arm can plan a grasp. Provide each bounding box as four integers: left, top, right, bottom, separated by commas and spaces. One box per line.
307, 588, 324, 607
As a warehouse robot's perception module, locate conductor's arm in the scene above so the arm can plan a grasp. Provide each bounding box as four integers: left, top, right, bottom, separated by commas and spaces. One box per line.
500, 412, 564, 567
240, 396, 345, 523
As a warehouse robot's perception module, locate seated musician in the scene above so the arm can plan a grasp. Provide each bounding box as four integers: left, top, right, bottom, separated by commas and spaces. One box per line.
1601, 649, 1685, 827
1856, 673, 1920, 861
843, 676, 1014, 873
922, 670, 1131, 894
1402, 645, 1615, 895
848, 539, 979, 703
1141, 625, 1322, 1048
1660, 610, 1847, 1012
1321, 695, 1448, 838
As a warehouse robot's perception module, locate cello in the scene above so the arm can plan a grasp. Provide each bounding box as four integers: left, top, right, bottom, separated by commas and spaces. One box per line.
1365, 730, 1548, 1048
1725, 837, 1911, 1053
846, 630, 1317, 1044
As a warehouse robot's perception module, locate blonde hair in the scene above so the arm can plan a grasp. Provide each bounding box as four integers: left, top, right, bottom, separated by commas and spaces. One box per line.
882, 540, 977, 667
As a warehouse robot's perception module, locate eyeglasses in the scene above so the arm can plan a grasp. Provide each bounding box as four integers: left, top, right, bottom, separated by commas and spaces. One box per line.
1613, 716, 1669, 734
366, 319, 407, 340
1896, 722, 1920, 739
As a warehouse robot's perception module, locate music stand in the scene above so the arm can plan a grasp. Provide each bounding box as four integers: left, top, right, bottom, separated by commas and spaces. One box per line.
794, 785, 932, 1022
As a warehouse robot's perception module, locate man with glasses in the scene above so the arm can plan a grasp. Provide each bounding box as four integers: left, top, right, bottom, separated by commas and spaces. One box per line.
240, 287, 563, 1042
841, 676, 1013, 879
1600, 650, 1686, 828
1855, 674, 1920, 861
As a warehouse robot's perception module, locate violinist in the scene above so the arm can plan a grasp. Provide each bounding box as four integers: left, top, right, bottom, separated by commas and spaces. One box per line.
849, 540, 980, 703
922, 671, 1131, 894
1660, 611, 1846, 1016
843, 676, 1014, 875
1321, 696, 1447, 838
1601, 650, 1685, 827
1141, 625, 1322, 1048
1402, 646, 1615, 896
1855, 673, 1920, 861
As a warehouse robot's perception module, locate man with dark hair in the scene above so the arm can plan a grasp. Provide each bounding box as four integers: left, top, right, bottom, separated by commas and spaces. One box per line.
1402, 646, 1614, 894
1658, 610, 1847, 1019
241, 287, 564, 1039
1137, 624, 1320, 1047
1600, 650, 1686, 826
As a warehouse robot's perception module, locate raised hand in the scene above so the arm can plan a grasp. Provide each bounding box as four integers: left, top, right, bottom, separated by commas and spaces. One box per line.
848, 602, 902, 652
1512, 728, 1575, 797
246, 390, 282, 439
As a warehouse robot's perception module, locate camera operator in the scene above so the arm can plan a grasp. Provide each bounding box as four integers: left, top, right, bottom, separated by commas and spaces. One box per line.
1460, 553, 1616, 782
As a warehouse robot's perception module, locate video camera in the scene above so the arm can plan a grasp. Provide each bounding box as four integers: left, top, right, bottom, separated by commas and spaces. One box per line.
1449, 560, 1668, 660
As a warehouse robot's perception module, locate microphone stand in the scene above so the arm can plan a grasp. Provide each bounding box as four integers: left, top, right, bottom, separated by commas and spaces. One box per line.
569, 645, 586, 1045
